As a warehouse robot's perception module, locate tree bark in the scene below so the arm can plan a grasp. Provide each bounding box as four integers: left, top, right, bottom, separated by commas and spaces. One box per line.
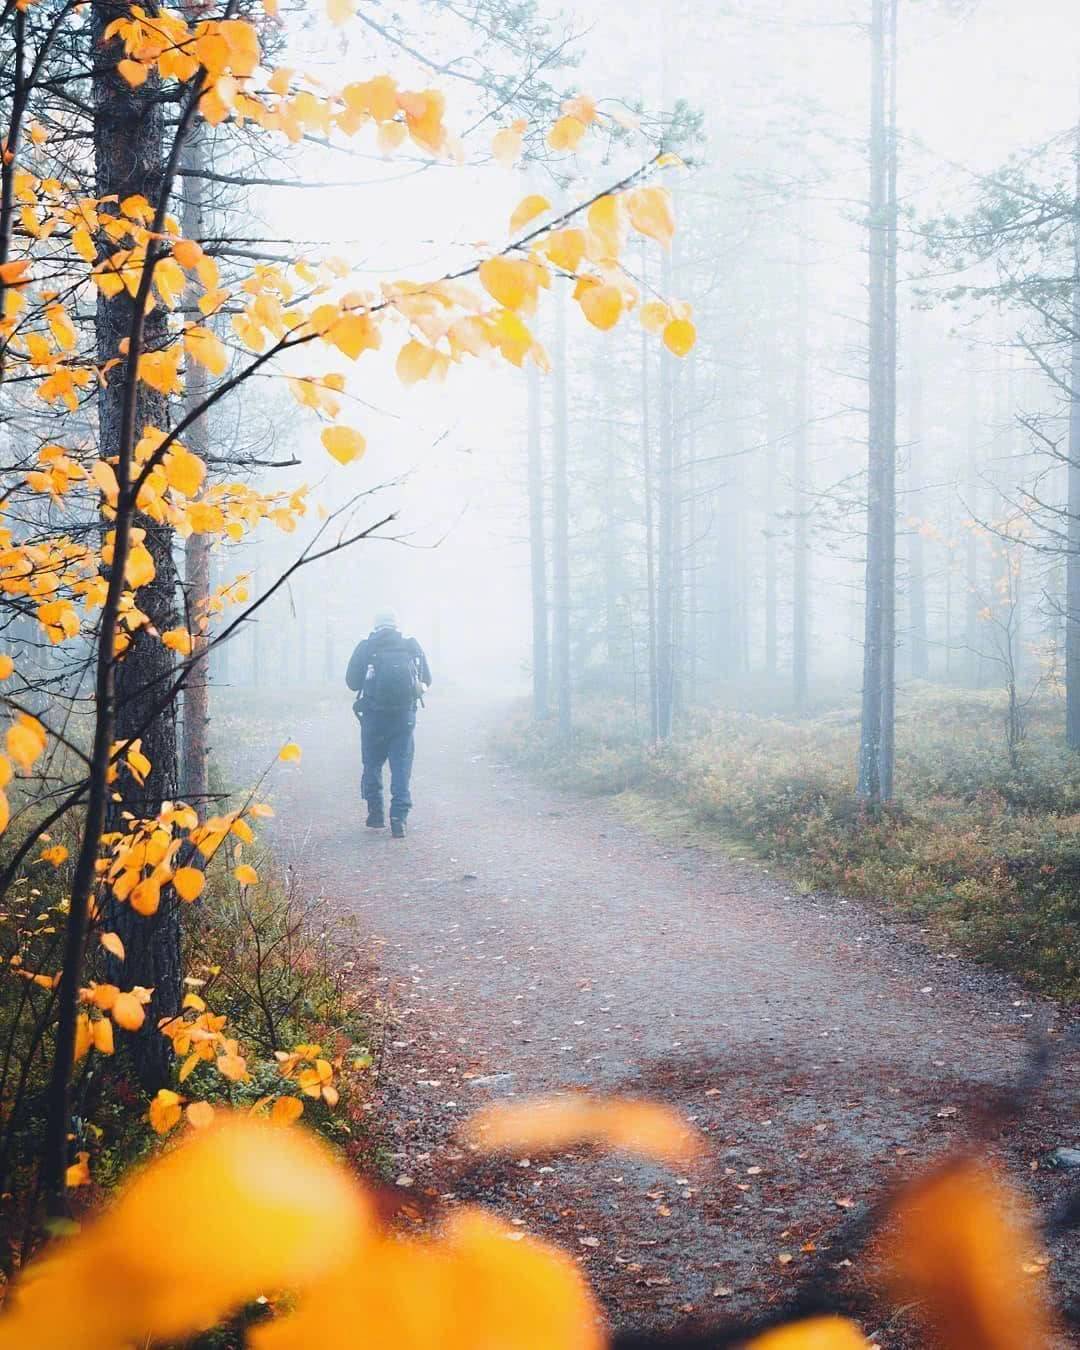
792, 212, 811, 708
552, 291, 572, 739
526, 360, 549, 719
641, 263, 659, 741
906, 303, 930, 679
856, 0, 897, 805
1066, 120, 1080, 748
656, 248, 675, 740
94, 0, 180, 1089
879, 0, 898, 801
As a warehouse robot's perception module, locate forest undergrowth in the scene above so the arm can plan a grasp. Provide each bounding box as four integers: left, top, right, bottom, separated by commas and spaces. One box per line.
495, 683, 1080, 1002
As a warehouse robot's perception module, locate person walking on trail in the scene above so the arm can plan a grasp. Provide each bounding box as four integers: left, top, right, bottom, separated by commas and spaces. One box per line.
346, 610, 432, 839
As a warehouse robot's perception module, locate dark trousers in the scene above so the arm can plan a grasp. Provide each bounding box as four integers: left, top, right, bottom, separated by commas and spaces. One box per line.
361, 710, 415, 821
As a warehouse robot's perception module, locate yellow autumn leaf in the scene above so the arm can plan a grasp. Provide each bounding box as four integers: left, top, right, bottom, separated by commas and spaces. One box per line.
270, 1095, 304, 1125
92, 1017, 114, 1055
7, 715, 46, 771
99, 931, 125, 961
640, 300, 671, 334
173, 238, 203, 269
234, 864, 258, 886
321, 426, 366, 465
478, 257, 533, 312
149, 1088, 183, 1136
510, 194, 550, 234
186, 1101, 216, 1129
884, 1159, 1057, 1350
40, 845, 68, 867
396, 339, 437, 386
249, 1205, 602, 1350
547, 115, 586, 152
663, 317, 696, 358
626, 185, 676, 248
65, 1152, 91, 1189
326, 0, 353, 23
130, 877, 161, 916
162, 628, 193, 656
0, 1119, 372, 1347
164, 445, 206, 497
117, 58, 148, 87
463, 1093, 703, 1166
491, 120, 526, 168
578, 282, 623, 332
0, 654, 12, 679
172, 866, 205, 902
111, 991, 146, 1032
747, 1317, 871, 1349
279, 742, 302, 762
543, 229, 586, 274
184, 326, 228, 376
125, 542, 156, 589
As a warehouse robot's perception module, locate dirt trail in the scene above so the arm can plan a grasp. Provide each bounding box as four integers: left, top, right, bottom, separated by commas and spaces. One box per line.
233, 686, 1080, 1343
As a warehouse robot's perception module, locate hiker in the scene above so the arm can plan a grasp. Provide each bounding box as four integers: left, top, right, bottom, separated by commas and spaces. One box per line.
345, 610, 432, 838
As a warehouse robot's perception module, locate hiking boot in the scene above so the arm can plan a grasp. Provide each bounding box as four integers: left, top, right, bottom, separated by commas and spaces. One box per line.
390, 817, 406, 839
366, 807, 385, 829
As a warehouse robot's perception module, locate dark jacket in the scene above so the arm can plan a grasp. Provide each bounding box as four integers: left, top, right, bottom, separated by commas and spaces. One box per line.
345, 627, 432, 700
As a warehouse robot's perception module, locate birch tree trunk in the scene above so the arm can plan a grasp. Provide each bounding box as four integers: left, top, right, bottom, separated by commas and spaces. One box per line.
656, 249, 675, 739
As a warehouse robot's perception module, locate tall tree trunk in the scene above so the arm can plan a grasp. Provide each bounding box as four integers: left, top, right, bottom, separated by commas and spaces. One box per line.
603, 381, 620, 670
1066, 120, 1080, 748
552, 291, 571, 739
906, 303, 930, 679
94, 0, 180, 1089
685, 353, 699, 708
180, 120, 211, 802
526, 360, 550, 719
764, 383, 781, 680
965, 361, 980, 688
656, 250, 675, 739
856, 0, 897, 804
792, 214, 811, 708
879, 0, 898, 801
641, 269, 659, 741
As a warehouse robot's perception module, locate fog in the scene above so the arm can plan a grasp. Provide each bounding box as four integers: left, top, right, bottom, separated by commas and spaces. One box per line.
214, 0, 1080, 718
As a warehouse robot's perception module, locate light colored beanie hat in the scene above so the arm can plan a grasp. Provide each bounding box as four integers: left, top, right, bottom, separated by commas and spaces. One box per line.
373, 609, 398, 631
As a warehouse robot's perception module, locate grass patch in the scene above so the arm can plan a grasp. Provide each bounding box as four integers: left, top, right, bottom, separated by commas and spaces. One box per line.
494, 685, 1080, 1002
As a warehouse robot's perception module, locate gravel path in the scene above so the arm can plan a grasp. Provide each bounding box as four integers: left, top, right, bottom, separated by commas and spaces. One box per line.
230, 686, 1080, 1345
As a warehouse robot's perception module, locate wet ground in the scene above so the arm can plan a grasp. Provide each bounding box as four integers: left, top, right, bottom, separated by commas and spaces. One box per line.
225, 685, 1080, 1345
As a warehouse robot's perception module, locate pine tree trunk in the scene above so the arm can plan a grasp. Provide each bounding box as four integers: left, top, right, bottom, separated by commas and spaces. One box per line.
856, 0, 894, 805
656, 251, 675, 740
879, 0, 899, 801
764, 383, 781, 680
965, 362, 980, 688
641, 271, 659, 741
1066, 123, 1080, 749
792, 215, 811, 708
526, 360, 549, 719
94, 0, 180, 1089
906, 304, 930, 679
552, 292, 572, 739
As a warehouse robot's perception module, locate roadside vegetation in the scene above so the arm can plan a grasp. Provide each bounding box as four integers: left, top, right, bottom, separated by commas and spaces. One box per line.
495, 683, 1080, 1002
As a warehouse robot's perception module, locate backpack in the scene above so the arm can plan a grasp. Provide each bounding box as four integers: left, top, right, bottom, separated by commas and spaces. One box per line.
363, 636, 420, 713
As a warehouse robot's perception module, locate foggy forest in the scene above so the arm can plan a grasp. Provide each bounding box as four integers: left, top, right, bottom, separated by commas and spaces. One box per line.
0, 0, 1077, 1346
